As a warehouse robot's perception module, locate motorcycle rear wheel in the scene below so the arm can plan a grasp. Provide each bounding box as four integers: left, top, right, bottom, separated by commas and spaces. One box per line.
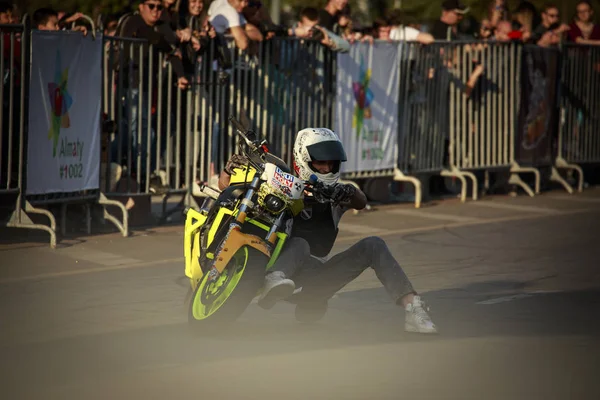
188, 246, 266, 325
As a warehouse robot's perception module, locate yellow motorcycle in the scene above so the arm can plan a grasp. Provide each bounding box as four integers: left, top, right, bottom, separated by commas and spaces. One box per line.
183, 116, 309, 324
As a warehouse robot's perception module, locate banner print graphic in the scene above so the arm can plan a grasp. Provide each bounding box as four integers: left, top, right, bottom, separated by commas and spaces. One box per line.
27, 32, 102, 195
336, 43, 400, 173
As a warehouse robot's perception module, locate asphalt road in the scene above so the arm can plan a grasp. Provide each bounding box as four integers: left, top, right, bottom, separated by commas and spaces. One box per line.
1, 189, 600, 399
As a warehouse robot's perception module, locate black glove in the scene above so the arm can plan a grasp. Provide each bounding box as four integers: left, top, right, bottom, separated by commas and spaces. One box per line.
327, 183, 357, 204
224, 154, 249, 175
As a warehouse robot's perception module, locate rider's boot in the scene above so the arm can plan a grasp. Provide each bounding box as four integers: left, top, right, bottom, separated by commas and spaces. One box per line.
257, 271, 295, 310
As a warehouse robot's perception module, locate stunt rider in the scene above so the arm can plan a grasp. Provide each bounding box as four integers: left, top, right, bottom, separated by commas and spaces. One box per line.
218, 128, 438, 334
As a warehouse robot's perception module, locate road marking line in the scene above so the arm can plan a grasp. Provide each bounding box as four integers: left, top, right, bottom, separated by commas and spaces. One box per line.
385, 208, 481, 223
469, 201, 560, 214
338, 222, 389, 235
0, 208, 590, 284
0, 257, 184, 284
336, 208, 590, 243
57, 248, 142, 266
546, 195, 600, 203
476, 290, 563, 305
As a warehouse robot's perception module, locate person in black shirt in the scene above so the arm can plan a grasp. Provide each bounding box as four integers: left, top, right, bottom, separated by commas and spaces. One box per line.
430, 0, 470, 41
318, 0, 348, 33
217, 128, 438, 334
114, 0, 189, 188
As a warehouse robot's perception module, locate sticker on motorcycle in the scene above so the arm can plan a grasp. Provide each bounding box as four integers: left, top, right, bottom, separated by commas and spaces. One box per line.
262, 163, 304, 199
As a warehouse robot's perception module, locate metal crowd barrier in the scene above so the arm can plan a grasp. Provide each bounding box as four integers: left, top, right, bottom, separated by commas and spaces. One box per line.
557, 43, 600, 192
6, 29, 598, 246
102, 36, 336, 219
1, 22, 128, 248
1, 19, 58, 246
444, 41, 580, 199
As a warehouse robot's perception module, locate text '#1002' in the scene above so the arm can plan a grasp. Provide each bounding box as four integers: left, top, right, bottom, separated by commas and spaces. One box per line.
59, 163, 83, 179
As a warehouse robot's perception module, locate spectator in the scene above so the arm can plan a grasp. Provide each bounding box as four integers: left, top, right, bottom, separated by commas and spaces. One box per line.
120, 1, 188, 88
318, 0, 348, 34
288, 7, 349, 52
242, 0, 279, 39
492, 20, 513, 42
162, 0, 181, 31
287, 6, 319, 38
0, 1, 11, 24
104, 14, 119, 36
567, 0, 600, 44
208, 0, 263, 52
336, 5, 354, 40
115, 0, 189, 192
58, 12, 89, 35
531, 4, 570, 47
511, 6, 536, 42
514, 0, 541, 29
372, 17, 391, 40
480, 0, 510, 38
179, 0, 214, 74
388, 9, 435, 44
430, 0, 470, 41
32, 8, 60, 30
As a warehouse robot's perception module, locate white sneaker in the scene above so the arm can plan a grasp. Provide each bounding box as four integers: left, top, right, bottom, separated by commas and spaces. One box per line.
257, 271, 295, 310
404, 296, 438, 334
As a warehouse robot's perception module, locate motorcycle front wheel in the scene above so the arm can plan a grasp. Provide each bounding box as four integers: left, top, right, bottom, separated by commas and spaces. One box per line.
188, 246, 267, 325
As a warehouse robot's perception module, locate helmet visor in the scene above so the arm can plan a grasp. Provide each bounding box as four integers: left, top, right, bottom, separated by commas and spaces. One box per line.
306, 140, 347, 162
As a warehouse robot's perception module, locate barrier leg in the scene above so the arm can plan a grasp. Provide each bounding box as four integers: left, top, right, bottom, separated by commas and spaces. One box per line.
509, 164, 540, 197
6, 200, 58, 248
85, 203, 92, 235
555, 158, 584, 193
61, 203, 68, 237
339, 179, 373, 214
461, 171, 479, 201
98, 193, 129, 237
508, 173, 535, 197
440, 169, 468, 203
550, 166, 575, 194
391, 169, 422, 209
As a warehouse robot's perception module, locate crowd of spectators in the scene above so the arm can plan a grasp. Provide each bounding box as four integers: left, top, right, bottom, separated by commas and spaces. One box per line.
2, 0, 600, 195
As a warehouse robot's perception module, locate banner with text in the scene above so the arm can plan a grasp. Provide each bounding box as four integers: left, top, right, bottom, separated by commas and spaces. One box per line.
26, 31, 102, 195
336, 43, 400, 173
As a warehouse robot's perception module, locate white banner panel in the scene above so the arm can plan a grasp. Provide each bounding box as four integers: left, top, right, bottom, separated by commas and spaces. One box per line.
27, 32, 102, 195
336, 43, 400, 173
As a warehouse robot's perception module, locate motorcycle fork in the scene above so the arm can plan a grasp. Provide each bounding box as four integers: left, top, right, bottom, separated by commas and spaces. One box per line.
208, 176, 271, 279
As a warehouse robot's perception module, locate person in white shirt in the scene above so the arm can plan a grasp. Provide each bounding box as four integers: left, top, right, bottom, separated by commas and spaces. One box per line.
208, 0, 263, 51
388, 10, 435, 44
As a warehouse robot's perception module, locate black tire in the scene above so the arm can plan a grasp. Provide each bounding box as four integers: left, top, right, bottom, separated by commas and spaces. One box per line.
187, 246, 267, 326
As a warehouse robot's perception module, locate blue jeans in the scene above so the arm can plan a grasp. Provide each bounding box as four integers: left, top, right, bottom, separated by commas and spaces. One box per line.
112, 88, 156, 175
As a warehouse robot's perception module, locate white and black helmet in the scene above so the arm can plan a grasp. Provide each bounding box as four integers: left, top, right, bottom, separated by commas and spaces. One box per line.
292, 128, 347, 186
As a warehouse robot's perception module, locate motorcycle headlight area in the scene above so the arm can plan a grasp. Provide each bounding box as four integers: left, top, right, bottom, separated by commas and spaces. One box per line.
257, 184, 288, 214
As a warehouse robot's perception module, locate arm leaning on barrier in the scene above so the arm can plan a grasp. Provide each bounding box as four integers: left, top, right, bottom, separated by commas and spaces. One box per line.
316, 26, 350, 53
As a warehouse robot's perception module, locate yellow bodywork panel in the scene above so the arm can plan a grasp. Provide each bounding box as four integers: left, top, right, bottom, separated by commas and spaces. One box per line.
229, 165, 256, 185
184, 208, 208, 282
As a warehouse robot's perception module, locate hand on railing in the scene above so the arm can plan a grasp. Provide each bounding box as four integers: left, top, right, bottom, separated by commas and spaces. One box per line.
177, 76, 189, 90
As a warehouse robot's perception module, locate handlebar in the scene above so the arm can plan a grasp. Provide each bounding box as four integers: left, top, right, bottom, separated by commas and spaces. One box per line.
304, 174, 335, 203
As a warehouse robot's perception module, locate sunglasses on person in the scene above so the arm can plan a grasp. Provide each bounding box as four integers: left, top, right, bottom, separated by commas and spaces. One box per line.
145, 3, 164, 11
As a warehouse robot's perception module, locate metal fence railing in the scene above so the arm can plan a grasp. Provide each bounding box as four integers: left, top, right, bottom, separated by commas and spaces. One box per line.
557, 44, 600, 192
1, 19, 60, 246
102, 35, 336, 219
1, 21, 128, 248
4, 26, 600, 246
